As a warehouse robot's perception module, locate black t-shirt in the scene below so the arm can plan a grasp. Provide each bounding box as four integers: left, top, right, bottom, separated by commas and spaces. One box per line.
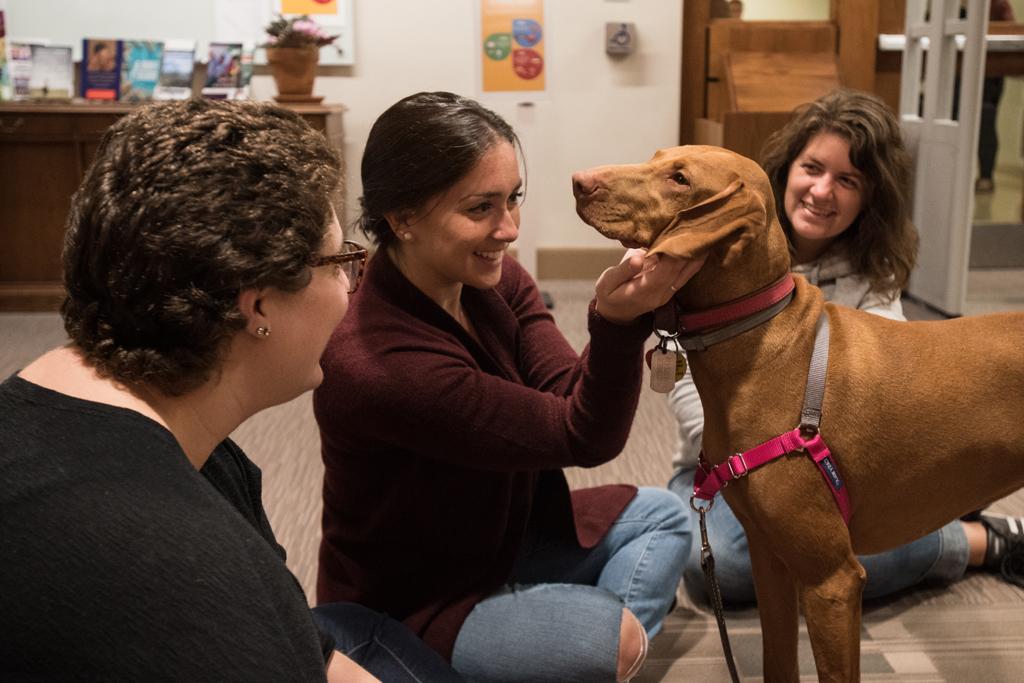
0, 375, 330, 681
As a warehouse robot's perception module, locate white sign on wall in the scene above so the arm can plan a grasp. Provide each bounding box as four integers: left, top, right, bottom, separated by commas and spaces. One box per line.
214, 0, 355, 66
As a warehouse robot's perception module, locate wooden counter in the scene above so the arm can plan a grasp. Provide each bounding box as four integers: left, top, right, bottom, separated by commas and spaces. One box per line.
0, 102, 345, 311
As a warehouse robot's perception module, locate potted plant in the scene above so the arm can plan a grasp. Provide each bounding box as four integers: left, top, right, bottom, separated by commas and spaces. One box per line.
263, 14, 339, 101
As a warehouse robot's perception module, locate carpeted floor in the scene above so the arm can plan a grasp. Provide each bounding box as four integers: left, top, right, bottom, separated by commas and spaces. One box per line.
2, 272, 1023, 682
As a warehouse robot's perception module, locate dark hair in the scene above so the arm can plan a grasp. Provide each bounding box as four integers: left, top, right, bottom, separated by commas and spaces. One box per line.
760, 88, 918, 294
62, 99, 342, 395
358, 91, 521, 247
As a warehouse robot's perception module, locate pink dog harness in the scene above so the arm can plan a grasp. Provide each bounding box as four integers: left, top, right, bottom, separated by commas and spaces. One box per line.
690, 312, 852, 525
693, 430, 851, 524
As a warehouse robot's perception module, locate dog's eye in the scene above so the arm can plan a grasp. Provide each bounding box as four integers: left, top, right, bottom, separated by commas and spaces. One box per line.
671, 171, 689, 186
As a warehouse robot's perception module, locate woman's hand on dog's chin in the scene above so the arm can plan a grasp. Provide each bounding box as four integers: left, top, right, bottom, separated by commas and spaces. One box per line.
594, 249, 705, 325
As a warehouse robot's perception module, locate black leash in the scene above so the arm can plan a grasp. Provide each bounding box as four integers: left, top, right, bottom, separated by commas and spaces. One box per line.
693, 498, 742, 683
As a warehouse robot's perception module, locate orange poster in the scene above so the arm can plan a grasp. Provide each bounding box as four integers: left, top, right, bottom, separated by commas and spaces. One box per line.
481, 0, 545, 92
280, 0, 338, 15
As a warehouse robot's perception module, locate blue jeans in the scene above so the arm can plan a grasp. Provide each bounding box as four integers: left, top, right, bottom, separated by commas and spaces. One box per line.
312, 602, 465, 682
451, 487, 690, 682
668, 467, 969, 605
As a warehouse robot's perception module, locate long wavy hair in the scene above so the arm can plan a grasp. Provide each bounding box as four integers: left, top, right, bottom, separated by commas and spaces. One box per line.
760, 89, 918, 295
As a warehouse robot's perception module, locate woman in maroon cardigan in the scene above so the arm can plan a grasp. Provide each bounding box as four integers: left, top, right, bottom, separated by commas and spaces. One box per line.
314, 92, 702, 682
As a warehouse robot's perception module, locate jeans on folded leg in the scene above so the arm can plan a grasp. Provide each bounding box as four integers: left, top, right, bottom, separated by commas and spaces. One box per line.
450, 487, 691, 682
312, 602, 465, 682
668, 467, 969, 606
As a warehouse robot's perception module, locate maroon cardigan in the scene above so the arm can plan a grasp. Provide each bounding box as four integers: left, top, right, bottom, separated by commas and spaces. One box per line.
313, 252, 650, 660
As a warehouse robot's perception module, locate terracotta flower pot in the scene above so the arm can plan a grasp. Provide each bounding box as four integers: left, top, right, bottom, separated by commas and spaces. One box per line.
266, 45, 320, 97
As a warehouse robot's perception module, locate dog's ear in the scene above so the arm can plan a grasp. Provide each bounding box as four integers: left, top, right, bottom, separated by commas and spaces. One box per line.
648, 179, 766, 267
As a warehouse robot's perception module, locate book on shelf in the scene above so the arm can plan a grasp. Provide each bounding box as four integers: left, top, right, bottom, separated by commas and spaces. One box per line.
238, 44, 254, 98
201, 42, 244, 100
120, 40, 164, 102
6, 41, 71, 101
81, 38, 122, 100
28, 44, 73, 100
7, 42, 32, 100
0, 9, 7, 101
153, 40, 195, 100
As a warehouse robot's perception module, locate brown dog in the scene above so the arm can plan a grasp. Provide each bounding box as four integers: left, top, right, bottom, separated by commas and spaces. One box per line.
573, 145, 1024, 682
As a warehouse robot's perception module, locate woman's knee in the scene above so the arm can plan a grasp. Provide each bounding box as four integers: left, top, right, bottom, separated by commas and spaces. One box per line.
635, 486, 689, 530
617, 608, 648, 682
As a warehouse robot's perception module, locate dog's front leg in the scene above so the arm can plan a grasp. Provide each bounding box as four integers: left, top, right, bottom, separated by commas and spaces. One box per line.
748, 537, 800, 683
799, 551, 866, 683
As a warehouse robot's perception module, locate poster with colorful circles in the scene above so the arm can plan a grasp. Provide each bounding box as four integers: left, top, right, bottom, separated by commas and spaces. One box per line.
481, 0, 545, 92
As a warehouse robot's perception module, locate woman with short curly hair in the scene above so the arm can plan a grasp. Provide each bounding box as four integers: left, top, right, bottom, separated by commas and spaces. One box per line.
1, 99, 462, 682
61, 98, 341, 396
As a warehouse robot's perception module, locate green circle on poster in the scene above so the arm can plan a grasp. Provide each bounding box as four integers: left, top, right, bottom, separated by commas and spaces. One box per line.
484, 33, 512, 60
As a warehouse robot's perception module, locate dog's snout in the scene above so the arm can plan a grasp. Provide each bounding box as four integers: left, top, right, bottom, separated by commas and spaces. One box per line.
572, 171, 600, 199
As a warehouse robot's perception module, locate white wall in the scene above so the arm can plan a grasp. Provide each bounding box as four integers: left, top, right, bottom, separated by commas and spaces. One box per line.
5, 0, 681, 250
248, 0, 683, 249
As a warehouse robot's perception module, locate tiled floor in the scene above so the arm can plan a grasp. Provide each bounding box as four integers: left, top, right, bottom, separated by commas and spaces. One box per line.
641, 598, 1024, 682
904, 163, 1024, 320
973, 163, 1023, 225
964, 163, 1024, 316
962, 161, 1019, 317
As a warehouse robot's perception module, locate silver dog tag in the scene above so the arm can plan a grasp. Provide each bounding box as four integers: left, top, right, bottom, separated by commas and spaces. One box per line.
649, 347, 678, 393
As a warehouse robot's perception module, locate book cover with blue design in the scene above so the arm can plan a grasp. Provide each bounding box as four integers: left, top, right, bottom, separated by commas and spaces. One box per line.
120, 40, 164, 102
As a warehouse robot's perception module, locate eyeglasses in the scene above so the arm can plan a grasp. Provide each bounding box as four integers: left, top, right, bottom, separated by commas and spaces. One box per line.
310, 240, 368, 293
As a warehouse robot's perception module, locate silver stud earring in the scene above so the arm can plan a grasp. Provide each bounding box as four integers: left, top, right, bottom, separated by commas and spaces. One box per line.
256, 326, 271, 337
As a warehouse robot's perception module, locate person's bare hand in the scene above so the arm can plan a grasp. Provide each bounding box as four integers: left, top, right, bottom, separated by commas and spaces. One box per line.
594, 249, 706, 325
